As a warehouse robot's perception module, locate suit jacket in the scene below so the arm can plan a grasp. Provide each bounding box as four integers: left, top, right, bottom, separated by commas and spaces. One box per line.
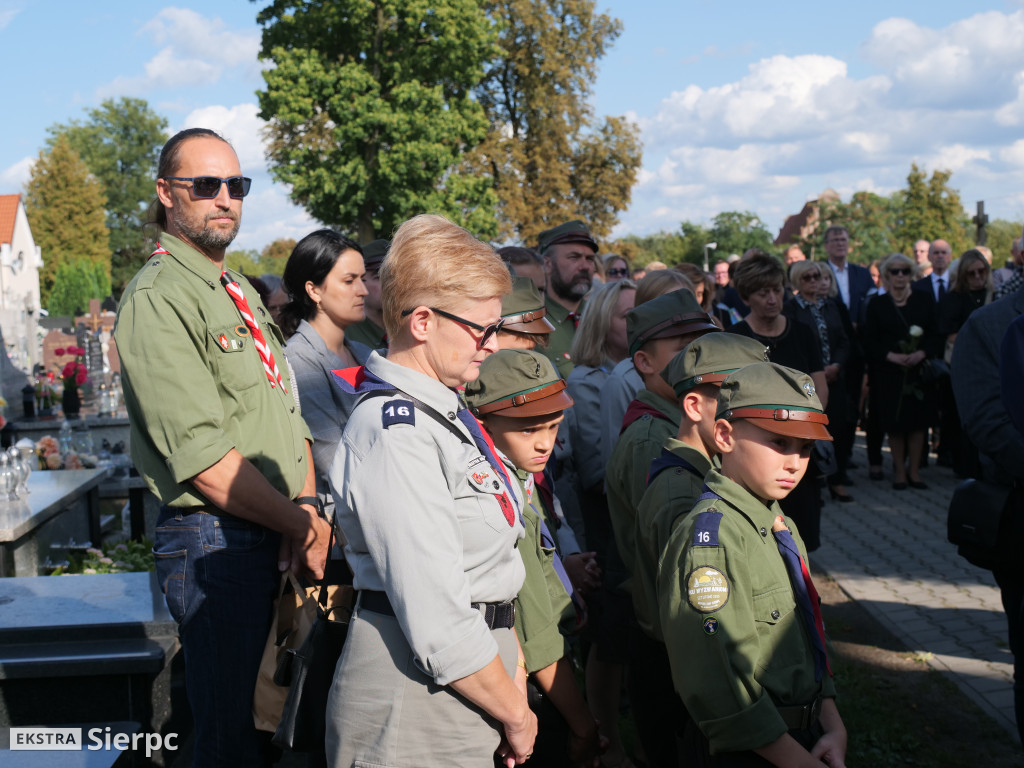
911, 272, 952, 310
828, 261, 874, 326
951, 287, 1024, 485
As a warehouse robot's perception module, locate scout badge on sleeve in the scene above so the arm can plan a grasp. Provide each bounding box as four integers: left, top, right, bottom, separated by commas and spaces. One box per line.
686, 566, 730, 613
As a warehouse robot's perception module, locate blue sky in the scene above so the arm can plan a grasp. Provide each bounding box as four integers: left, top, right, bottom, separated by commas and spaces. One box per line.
2, 1, 1024, 253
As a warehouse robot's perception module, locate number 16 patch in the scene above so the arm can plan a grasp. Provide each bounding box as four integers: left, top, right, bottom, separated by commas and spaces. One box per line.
382, 399, 415, 428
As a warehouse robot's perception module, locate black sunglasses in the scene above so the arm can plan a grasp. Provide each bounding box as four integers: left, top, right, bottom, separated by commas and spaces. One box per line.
160, 175, 252, 199
402, 307, 505, 346
607, 268, 629, 278
888, 267, 912, 276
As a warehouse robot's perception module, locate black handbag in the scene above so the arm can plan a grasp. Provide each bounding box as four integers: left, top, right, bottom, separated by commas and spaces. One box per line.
947, 478, 1024, 571
272, 527, 356, 752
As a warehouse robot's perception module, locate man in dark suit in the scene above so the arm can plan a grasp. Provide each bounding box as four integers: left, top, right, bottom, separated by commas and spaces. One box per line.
912, 239, 952, 310
824, 225, 873, 327
913, 239, 955, 465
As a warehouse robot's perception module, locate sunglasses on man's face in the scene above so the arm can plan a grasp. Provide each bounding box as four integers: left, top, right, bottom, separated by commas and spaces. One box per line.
160, 176, 252, 199
888, 267, 912, 276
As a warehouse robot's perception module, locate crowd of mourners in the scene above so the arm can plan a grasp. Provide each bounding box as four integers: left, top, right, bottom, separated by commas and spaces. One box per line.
115, 128, 1024, 768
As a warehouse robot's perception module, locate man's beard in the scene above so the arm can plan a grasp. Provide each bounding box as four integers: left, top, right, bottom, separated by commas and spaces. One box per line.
171, 206, 240, 251
549, 268, 590, 302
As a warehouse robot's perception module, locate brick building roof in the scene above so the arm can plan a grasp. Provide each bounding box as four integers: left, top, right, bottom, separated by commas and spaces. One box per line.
0, 194, 19, 245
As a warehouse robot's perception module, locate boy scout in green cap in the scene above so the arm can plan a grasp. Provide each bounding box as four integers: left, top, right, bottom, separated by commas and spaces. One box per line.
659, 363, 847, 767
465, 349, 604, 768
498, 276, 557, 350
627, 333, 767, 768
537, 220, 599, 378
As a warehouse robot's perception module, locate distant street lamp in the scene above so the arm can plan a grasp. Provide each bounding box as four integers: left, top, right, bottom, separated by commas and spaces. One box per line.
703, 242, 718, 273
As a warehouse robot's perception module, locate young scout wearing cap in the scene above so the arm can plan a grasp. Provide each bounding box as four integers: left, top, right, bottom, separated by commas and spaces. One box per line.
605, 288, 720, 586
624, 333, 767, 768
658, 363, 847, 767
465, 349, 603, 768
498, 276, 556, 350
345, 238, 389, 348
537, 220, 600, 379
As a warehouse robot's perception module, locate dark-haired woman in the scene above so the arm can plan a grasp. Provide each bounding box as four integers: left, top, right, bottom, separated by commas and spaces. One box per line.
283, 229, 372, 514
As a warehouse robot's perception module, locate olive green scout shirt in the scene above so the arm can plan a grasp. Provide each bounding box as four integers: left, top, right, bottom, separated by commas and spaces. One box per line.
606, 388, 682, 586
114, 233, 311, 508
633, 438, 712, 642
658, 468, 836, 755
512, 467, 572, 673
542, 296, 580, 380
345, 317, 387, 350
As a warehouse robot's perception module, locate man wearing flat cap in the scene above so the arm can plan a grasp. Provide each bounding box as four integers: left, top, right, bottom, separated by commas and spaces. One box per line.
537, 220, 599, 378
346, 238, 389, 349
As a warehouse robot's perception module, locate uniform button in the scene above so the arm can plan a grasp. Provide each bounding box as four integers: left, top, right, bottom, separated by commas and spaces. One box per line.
493, 481, 500, 489
760, 527, 768, 537
298, 455, 303, 462
771, 609, 780, 620
448, 411, 456, 420
290, 406, 295, 413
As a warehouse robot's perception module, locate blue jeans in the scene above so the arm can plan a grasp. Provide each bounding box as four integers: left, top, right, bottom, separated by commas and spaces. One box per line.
154, 507, 281, 767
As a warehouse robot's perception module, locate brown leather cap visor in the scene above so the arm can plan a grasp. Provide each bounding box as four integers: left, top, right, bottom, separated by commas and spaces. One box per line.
501, 308, 556, 334
722, 407, 833, 441
472, 379, 575, 418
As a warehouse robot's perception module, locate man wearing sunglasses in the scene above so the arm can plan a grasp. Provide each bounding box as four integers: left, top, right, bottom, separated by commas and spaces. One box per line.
114, 128, 330, 766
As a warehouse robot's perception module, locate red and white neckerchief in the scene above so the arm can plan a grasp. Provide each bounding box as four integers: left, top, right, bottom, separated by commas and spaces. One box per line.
149, 244, 286, 392
220, 271, 286, 391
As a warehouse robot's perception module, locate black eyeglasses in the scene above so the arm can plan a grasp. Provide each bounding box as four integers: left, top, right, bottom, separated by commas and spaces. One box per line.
160, 176, 252, 199
401, 307, 505, 346
607, 268, 629, 278
800, 273, 823, 282
888, 267, 912, 276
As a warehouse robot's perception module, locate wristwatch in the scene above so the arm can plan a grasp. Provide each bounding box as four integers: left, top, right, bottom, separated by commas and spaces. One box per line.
294, 495, 326, 519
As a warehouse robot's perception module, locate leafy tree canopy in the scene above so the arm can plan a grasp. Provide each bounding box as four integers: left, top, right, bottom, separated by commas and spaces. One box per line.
467, 0, 642, 244
25, 135, 110, 307
48, 260, 109, 318
254, 0, 498, 241
48, 98, 168, 296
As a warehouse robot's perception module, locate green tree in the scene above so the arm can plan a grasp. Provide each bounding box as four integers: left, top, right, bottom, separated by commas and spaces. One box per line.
706, 211, 774, 257
260, 237, 297, 275
894, 164, 971, 256
985, 219, 1023, 268
467, 0, 642, 243
226, 249, 263, 276
815, 191, 901, 264
617, 229, 702, 267
48, 260, 104, 317
255, 0, 498, 241
24, 135, 110, 306
48, 98, 168, 296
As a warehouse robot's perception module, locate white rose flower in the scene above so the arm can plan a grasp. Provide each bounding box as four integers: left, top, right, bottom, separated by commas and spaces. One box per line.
909, 325, 924, 338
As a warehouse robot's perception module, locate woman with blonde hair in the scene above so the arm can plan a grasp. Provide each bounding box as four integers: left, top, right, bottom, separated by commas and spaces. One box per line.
602, 253, 631, 283
327, 214, 536, 768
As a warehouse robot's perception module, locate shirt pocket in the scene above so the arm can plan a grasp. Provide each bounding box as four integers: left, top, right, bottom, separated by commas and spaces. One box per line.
208, 325, 261, 395
464, 456, 515, 533
752, 586, 805, 672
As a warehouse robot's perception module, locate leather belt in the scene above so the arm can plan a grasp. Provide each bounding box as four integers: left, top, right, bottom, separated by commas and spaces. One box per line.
776, 696, 823, 731
360, 590, 516, 629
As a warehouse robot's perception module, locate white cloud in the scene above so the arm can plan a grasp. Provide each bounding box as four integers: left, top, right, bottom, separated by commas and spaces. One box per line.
920, 144, 991, 173
0, 8, 18, 30
181, 103, 266, 170
0, 157, 33, 191
1000, 140, 1024, 167
96, 8, 260, 99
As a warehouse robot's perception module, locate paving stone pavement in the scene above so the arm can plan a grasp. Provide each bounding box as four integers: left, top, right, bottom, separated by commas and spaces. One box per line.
811, 440, 1018, 742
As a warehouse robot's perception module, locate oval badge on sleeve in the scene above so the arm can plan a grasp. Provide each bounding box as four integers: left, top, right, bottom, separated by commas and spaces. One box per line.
686, 566, 730, 613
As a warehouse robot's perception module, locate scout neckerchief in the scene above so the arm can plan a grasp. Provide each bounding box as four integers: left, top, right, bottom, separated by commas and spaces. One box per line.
524, 473, 586, 622
647, 447, 703, 487
220, 271, 286, 391
619, 397, 673, 436
457, 410, 520, 527
150, 244, 286, 392
698, 485, 831, 682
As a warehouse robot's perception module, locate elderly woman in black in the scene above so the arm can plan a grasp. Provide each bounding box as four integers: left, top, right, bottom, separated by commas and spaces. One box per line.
863, 253, 942, 489
786, 259, 855, 502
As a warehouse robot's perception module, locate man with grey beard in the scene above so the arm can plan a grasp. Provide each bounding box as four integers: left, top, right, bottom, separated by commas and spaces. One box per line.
537, 219, 599, 378
114, 128, 330, 766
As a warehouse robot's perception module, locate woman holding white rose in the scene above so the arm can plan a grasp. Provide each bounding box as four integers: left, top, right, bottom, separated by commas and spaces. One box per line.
863, 252, 943, 489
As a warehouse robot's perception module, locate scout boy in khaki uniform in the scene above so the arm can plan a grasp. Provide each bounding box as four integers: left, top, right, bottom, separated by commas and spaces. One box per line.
659, 363, 847, 767
466, 349, 604, 768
